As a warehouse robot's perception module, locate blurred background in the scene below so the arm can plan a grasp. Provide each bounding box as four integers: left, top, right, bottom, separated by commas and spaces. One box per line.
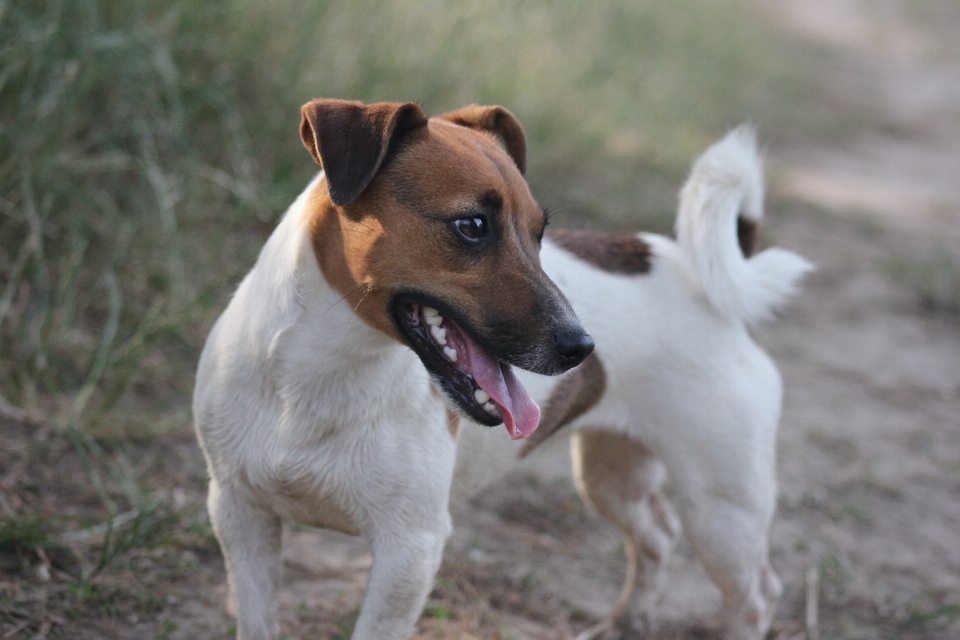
1, 1, 958, 639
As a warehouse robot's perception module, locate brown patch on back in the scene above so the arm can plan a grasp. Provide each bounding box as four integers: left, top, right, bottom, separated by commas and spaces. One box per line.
737, 216, 758, 257
548, 229, 652, 274
518, 352, 606, 458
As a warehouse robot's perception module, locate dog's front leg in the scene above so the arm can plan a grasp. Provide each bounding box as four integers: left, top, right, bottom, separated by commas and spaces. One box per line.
350, 523, 450, 639
207, 479, 283, 640
345, 415, 456, 640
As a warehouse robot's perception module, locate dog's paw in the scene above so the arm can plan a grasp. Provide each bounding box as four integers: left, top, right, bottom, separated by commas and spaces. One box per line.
573, 620, 616, 640
575, 614, 651, 640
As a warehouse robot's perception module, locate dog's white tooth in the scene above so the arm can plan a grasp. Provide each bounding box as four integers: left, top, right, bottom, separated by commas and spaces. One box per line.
483, 402, 498, 415
430, 325, 447, 346
425, 314, 443, 326
443, 346, 458, 362
423, 306, 440, 317
474, 389, 490, 404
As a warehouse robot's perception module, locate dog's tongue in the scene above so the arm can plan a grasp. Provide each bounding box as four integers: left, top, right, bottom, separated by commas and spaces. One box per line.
461, 335, 540, 440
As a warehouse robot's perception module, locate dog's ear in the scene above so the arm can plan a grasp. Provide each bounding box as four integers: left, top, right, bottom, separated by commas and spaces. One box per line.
300, 99, 428, 206
438, 105, 527, 175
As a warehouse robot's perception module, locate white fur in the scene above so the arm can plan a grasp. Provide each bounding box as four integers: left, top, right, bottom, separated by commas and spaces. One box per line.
194, 131, 808, 640
675, 126, 813, 325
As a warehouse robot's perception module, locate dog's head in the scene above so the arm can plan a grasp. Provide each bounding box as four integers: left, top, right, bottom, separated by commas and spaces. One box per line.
300, 99, 593, 439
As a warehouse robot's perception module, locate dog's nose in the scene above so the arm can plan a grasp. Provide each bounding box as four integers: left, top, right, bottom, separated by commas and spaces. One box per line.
554, 329, 595, 368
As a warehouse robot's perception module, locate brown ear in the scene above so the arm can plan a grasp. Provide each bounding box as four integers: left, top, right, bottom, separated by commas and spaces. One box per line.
300, 99, 428, 206
438, 105, 527, 175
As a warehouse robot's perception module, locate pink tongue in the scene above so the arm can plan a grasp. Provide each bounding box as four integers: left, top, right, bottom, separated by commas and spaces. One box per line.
459, 333, 541, 440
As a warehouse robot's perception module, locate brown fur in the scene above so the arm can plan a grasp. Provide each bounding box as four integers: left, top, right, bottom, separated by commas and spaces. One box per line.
571, 430, 680, 636
301, 100, 566, 361
438, 104, 527, 175
517, 352, 606, 458
446, 408, 460, 440
549, 229, 653, 274
300, 100, 428, 206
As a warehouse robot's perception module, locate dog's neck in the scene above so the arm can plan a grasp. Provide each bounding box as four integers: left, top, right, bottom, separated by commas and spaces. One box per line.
256, 175, 430, 430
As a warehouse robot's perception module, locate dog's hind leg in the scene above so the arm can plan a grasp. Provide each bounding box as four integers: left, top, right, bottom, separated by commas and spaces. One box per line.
571, 430, 681, 640
676, 483, 782, 640
662, 424, 782, 640
208, 479, 283, 640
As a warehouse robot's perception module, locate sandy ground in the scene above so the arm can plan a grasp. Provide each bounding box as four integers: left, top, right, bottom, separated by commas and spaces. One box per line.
2, 1, 959, 639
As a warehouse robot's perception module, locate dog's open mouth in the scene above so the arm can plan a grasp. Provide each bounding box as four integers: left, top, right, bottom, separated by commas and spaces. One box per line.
397, 302, 541, 440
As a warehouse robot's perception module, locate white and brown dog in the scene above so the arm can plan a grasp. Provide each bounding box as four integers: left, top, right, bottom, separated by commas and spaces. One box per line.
193, 99, 811, 640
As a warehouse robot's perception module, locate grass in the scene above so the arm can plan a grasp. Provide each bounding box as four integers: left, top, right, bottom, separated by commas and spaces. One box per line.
0, 516, 50, 554
330, 609, 359, 640
0, 418, 217, 639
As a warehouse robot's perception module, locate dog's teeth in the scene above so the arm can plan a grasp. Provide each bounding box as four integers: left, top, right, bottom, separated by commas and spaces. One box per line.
425, 314, 443, 326
483, 402, 498, 416
443, 346, 458, 362
430, 325, 447, 346
423, 306, 440, 317
474, 389, 490, 404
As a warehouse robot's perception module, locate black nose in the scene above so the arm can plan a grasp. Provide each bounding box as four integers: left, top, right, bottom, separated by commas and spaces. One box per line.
554, 329, 595, 369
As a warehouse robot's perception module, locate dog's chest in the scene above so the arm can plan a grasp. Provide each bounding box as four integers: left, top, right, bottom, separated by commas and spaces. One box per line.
256, 351, 453, 535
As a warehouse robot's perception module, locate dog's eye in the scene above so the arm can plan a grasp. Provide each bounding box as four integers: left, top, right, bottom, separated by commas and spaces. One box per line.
452, 216, 489, 242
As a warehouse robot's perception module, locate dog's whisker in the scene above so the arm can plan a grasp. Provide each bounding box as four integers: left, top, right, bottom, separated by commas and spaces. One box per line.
353, 284, 374, 311
317, 283, 369, 319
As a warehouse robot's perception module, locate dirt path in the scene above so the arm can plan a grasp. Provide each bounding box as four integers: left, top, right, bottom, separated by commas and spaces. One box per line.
765, 0, 960, 239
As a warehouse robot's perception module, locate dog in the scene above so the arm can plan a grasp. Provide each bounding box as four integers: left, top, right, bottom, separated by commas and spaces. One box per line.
193, 98, 811, 640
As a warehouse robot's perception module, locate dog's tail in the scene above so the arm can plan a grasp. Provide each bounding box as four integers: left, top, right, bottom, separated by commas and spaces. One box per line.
675, 125, 813, 326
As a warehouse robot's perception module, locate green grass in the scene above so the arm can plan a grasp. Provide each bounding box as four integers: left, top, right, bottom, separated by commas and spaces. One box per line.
423, 603, 452, 621
0, 0, 818, 435
0, 515, 49, 552
330, 608, 360, 640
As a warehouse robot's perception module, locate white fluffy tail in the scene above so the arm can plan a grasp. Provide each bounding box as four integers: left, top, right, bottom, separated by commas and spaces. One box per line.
675, 125, 813, 325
